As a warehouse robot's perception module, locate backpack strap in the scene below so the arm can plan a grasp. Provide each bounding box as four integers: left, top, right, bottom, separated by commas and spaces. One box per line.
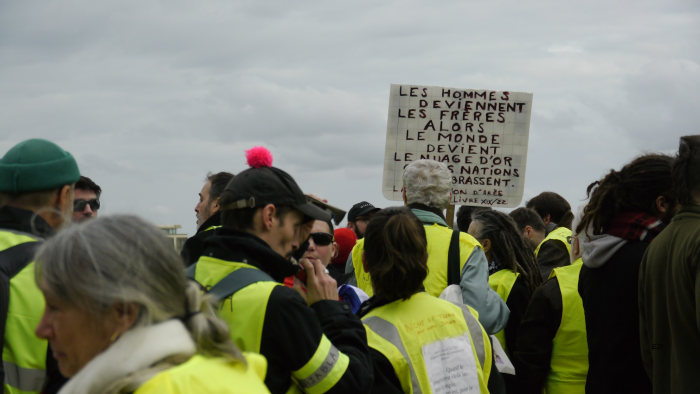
185, 263, 197, 280
447, 230, 461, 286
208, 268, 275, 302
0, 241, 42, 390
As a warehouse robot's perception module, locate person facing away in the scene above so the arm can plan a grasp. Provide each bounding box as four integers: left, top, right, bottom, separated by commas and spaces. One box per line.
188, 147, 373, 394
180, 171, 234, 267
514, 210, 589, 394
576, 153, 677, 394
456, 205, 491, 233
510, 207, 571, 280
639, 135, 700, 394
357, 206, 502, 394
34, 215, 270, 394
0, 138, 80, 394
71, 176, 101, 223
346, 201, 380, 239
347, 160, 509, 335
524, 192, 574, 277
468, 209, 543, 394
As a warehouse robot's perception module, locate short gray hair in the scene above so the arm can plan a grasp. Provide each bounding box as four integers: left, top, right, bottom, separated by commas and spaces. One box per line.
402, 160, 452, 209
35, 215, 243, 361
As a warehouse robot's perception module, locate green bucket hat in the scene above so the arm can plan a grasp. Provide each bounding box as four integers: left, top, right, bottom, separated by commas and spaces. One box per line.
0, 139, 80, 193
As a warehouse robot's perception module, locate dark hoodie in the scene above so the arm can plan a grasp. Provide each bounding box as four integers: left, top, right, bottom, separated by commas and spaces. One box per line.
198, 228, 373, 394
578, 234, 652, 394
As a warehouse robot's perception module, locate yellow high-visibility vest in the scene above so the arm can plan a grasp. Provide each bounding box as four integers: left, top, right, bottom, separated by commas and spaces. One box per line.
363, 292, 491, 394
192, 257, 349, 394
135, 354, 270, 393
534, 227, 572, 257
488, 269, 519, 356
544, 258, 588, 394
352, 224, 482, 298
1, 230, 47, 394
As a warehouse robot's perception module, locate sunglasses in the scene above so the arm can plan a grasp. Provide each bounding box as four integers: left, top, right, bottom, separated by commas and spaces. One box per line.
310, 232, 334, 246
73, 199, 100, 211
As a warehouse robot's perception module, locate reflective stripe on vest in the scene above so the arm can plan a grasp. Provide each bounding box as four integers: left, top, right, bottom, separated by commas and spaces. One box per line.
363, 316, 422, 393
488, 269, 519, 356
534, 227, 572, 257
1, 230, 47, 394
204, 226, 221, 232
293, 335, 349, 394
3, 361, 46, 393
195, 256, 349, 393
545, 258, 588, 394
352, 226, 482, 298
362, 293, 490, 394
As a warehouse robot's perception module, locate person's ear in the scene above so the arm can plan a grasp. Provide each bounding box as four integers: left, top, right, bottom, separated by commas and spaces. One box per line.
361, 250, 369, 273
332, 242, 338, 258
211, 197, 221, 214
481, 238, 492, 254
542, 214, 551, 226
655, 195, 668, 213
260, 204, 276, 231
347, 222, 356, 231
56, 185, 73, 215
524, 226, 533, 238
402, 187, 408, 206
110, 302, 141, 338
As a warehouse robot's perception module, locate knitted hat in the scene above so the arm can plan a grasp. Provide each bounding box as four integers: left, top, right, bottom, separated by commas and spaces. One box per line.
331, 228, 358, 265
0, 139, 80, 193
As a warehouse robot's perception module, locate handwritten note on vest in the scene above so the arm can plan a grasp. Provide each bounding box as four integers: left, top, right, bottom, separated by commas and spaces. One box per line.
382, 84, 533, 207
422, 335, 480, 393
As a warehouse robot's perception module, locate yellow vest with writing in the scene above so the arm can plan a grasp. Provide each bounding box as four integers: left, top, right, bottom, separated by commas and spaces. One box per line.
192, 257, 349, 394
544, 258, 588, 394
363, 292, 491, 394
1, 230, 47, 394
488, 269, 519, 356
534, 227, 572, 258
135, 354, 270, 394
352, 225, 482, 298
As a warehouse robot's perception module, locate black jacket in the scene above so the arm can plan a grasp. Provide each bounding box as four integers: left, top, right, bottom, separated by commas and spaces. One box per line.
199, 228, 373, 394
0, 206, 67, 394
357, 295, 506, 394
501, 275, 530, 394
536, 239, 570, 280
578, 241, 652, 394
180, 214, 221, 267
512, 276, 563, 394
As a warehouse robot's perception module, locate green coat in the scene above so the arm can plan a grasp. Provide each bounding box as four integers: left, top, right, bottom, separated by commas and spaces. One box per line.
639, 205, 700, 393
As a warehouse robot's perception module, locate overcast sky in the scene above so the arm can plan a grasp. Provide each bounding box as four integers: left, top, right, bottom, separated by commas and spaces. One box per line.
1, 0, 698, 235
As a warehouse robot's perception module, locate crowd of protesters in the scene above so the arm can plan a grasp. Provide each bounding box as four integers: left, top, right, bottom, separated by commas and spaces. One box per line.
0, 135, 698, 394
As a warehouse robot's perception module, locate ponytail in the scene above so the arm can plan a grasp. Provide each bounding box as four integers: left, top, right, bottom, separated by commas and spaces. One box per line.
364, 207, 428, 301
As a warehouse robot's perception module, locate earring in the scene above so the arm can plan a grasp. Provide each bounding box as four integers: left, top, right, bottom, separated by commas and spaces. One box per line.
110, 331, 120, 343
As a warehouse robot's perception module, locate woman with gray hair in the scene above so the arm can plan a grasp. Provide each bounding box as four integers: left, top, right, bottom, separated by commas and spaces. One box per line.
34, 215, 269, 394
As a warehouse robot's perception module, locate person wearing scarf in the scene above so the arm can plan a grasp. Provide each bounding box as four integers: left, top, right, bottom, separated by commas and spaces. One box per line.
576, 154, 677, 394
34, 216, 269, 394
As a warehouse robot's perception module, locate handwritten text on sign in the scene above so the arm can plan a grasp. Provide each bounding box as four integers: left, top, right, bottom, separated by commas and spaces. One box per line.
382, 84, 533, 207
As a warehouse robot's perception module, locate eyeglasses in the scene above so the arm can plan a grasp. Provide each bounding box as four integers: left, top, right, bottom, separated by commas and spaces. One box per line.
310, 232, 334, 246
73, 199, 100, 211
355, 216, 371, 223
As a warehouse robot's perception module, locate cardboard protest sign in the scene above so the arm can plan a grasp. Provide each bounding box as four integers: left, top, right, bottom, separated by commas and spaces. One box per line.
382, 84, 533, 208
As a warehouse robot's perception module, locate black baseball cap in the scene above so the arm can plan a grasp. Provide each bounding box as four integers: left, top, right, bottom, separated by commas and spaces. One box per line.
221, 166, 331, 223
348, 201, 381, 222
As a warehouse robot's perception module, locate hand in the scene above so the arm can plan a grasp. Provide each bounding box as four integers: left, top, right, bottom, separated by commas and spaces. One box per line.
294, 257, 338, 306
